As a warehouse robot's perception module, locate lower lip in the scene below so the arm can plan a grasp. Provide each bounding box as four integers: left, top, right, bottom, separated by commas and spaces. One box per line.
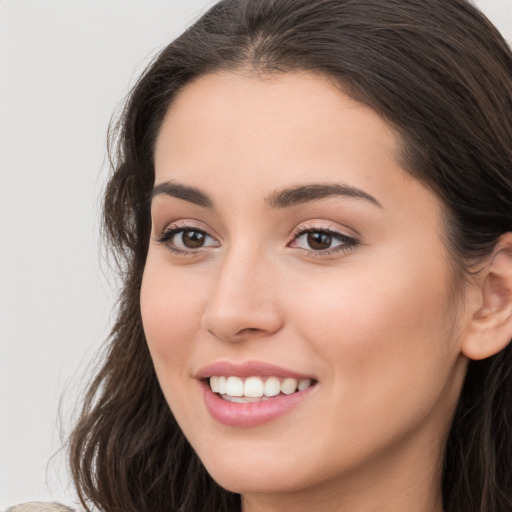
201, 381, 315, 427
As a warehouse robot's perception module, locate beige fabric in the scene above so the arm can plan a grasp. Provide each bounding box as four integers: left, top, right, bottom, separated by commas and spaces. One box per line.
5, 503, 74, 512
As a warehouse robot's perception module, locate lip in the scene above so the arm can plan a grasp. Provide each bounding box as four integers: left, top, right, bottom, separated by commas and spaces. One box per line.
195, 360, 316, 380
196, 361, 317, 427
200, 381, 315, 427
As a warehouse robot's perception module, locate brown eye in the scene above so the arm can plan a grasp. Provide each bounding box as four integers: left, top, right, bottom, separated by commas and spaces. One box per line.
290, 228, 358, 255
181, 230, 206, 248
307, 232, 333, 250
157, 226, 219, 254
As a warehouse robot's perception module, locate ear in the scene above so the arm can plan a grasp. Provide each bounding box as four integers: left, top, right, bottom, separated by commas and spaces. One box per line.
462, 233, 512, 360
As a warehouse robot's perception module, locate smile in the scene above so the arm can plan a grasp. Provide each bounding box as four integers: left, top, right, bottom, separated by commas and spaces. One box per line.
197, 362, 318, 427
209, 375, 314, 403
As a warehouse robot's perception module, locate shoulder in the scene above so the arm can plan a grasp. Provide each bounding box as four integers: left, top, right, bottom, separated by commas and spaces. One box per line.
5, 503, 75, 512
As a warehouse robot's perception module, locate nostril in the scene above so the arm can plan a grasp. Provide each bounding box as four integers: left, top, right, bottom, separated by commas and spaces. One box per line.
238, 327, 261, 335
201, 296, 284, 342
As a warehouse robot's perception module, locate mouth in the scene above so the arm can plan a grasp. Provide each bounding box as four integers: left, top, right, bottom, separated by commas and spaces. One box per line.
207, 375, 317, 403
196, 361, 317, 426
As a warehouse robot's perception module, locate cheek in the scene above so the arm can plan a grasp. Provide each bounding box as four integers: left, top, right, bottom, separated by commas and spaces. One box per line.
139, 256, 216, 437
140, 257, 205, 381
288, 254, 459, 427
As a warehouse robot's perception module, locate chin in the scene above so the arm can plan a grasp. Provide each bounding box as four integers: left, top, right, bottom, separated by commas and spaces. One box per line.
194, 438, 336, 496
206, 464, 311, 495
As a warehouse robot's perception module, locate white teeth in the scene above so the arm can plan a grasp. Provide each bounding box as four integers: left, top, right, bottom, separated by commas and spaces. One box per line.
218, 376, 227, 394
223, 396, 269, 403
210, 376, 220, 393
209, 375, 314, 398
244, 376, 264, 397
298, 378, 312, 391
281, 377, 298, 395
225, 376, 244, 397
264, 376, 281, 397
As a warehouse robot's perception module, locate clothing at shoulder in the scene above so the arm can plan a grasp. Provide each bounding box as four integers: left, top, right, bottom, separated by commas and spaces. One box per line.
5, 503, 74, 512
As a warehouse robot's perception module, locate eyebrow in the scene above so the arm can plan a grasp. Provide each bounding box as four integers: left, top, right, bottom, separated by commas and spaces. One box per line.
151, 180, 382, 209
151, 181, 213, 207
265, 183, 383, 209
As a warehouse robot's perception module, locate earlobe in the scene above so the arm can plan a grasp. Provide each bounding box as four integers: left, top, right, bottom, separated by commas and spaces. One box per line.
462, 233, 512, 361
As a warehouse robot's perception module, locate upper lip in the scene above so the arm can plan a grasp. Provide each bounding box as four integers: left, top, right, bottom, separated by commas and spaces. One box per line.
195, 360, 316, 380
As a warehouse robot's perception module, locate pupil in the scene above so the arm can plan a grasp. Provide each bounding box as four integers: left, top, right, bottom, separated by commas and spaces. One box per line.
182, 230, 205, 248
307, 232, 332, 250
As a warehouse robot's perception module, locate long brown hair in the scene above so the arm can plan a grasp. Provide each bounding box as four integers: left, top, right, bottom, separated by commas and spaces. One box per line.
69, 1, 512, 510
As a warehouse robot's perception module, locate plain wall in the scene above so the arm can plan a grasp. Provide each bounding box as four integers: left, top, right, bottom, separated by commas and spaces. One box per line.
1, 0, 511, 508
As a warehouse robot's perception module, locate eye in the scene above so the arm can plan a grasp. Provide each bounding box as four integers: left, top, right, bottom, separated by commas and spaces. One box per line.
290, 227, 358, 255
301, 231, 335, 251
156, 225, 219, 254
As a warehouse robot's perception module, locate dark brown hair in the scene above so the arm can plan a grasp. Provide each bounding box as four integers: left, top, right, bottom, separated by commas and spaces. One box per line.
69, 1, 512, 511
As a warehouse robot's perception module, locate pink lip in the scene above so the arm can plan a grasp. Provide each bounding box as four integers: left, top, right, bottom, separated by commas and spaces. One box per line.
200, 381, 315, 427
195, 360, 315, 380
196, 361, 317, 427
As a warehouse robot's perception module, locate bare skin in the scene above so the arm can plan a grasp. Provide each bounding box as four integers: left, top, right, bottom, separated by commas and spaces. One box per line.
141, 71, 512, 512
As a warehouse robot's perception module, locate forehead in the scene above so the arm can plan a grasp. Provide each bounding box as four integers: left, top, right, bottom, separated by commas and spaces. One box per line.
155, 72, 398, 185
153, 71, 440, 221
155, 70, 398, 150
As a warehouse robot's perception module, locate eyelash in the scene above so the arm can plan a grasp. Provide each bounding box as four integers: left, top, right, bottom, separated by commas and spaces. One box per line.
155, 224, 216, 256
289, 225, 359, 257
155, 223, 359, 257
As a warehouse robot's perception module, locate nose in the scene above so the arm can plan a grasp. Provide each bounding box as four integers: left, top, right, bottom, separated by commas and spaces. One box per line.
200, 246, 284, 342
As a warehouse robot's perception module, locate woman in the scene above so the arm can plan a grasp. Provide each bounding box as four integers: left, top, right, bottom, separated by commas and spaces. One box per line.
65, 0, 512, 511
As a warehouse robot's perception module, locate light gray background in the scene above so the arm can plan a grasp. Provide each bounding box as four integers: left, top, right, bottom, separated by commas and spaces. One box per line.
1, 0, 511, 508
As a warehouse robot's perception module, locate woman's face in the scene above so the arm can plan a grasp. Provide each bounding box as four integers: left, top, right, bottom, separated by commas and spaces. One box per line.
141, 71, 469, 505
